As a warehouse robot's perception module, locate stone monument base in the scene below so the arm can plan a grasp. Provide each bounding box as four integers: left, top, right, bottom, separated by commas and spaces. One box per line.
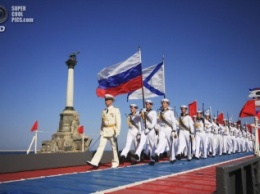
40, 109, 92, 153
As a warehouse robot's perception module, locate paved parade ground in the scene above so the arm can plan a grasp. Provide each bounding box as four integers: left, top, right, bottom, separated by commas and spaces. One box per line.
0, 152, 254, 194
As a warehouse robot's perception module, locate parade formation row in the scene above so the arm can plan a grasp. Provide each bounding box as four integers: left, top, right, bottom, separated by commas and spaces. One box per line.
87, 94, 254, 168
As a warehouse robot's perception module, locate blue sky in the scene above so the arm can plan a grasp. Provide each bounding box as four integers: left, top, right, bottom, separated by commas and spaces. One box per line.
0, 0, 259, 150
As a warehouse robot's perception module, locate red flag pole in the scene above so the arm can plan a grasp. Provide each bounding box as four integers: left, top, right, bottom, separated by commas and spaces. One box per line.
27, 121, 38, 154
81, 126, 84, 152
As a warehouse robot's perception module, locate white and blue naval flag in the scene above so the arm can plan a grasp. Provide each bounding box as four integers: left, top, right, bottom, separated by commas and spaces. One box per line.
127, 62, 165, 100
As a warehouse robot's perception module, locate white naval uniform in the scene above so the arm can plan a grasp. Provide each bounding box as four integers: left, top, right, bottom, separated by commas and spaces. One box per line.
212, 121, 219, 155
229, 126, 237, 153
120, 113, 142, 157
222, 125, 232, 154
194, 117, 207, 158
234, 127, 240, 153
89, 105, 121, 168
134, 109, 157, 161
176, 114, 194, 160
155, 108, 177, 161
205, 119, 215, 156
217, 124, 224, 155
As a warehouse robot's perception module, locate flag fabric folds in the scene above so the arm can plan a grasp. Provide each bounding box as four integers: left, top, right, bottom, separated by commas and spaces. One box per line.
96, 52, 142, 97
217, 113, 224, 125
239, 100, 256, 118
189, 101, 197, 117
127, 62, 165, 100
30, 121, 38, 132
78, 125, 84, 134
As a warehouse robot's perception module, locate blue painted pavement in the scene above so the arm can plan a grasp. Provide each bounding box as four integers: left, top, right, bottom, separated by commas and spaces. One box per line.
0, 152, 253, 194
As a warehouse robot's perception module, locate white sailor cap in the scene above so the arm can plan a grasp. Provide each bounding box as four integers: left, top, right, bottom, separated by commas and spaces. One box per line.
130, 104, 138, 109
213, 117, 217, 120
161, 98, 170, 104
145, 100, 153, 105
104, 94, 115, 101
180, 105, 187, 109
197, 110, 202, 114
205, 112, 210, 116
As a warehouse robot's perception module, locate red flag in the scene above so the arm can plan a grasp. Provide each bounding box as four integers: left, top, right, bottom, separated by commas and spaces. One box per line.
78, 125, 84, 134
217, 113, 224, 125
257, 111, 260, 120
239, 100, 256, 118
247, 124, 253, 133
189, 101, 197, 117
30, 121, 38, 132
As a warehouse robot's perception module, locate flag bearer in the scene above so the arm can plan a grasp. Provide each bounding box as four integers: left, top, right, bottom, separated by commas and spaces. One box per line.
87, 94, 121, 168
132, 100, 157, 165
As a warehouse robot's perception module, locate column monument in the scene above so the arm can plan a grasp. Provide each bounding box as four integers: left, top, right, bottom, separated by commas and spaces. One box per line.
40, 53, 92, 153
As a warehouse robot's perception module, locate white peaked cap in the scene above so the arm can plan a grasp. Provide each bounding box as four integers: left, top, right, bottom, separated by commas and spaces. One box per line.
161, 98, 170, 104
180, 105, 187, 109
130, 104, 138, 109
145, 99, 153, 105
104, 94, 115, 101
197, 110, 202, 113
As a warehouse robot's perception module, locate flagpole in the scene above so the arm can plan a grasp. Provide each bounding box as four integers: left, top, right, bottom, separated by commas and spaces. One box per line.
162, 55, 166, 98
27, 136, 35, 154
139, 47, 145, 108
254, 116, 259, 156
34, 130, 38, 154
82, 133, 84, 152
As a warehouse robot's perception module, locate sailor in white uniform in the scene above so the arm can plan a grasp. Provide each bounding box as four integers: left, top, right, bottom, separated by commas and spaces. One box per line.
132, 100, 157, 165
120, 104, 142, 163
176, 105, 195, 161
212, 117, 220, 155
194, 110, 207, 159
153, 99, 177, 163
204, 113, 215, 157
222, 119, 232, 154
87, 94, 121, 168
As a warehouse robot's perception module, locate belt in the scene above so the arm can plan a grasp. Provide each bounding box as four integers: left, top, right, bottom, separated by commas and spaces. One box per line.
104, 124, 116, 128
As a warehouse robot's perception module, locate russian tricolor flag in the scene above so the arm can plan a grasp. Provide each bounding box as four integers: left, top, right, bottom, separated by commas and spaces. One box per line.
96, 51, 143, 97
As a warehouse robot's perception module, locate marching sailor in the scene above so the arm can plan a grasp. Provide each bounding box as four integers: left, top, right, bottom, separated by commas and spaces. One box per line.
120, 104, 142, 163
176, 105, 195, 161
153, 99, 177, 163
132, 100, 157, 165
87, 94, 121, 168
222, 119, 232, 154
194, 110, 207, 159
204, 112, 215, 157
212, 117, 220, 155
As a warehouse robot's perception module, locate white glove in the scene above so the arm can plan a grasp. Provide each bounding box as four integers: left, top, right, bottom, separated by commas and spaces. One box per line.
136, 133, 141, 140
144, 128, 150, 135
171, 131, 178, 139
141, 108, 147, 113
190, 134, 195, 140
115, 131, 120, 137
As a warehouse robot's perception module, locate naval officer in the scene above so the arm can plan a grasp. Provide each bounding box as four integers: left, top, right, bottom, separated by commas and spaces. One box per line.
87, 94, 121, 168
